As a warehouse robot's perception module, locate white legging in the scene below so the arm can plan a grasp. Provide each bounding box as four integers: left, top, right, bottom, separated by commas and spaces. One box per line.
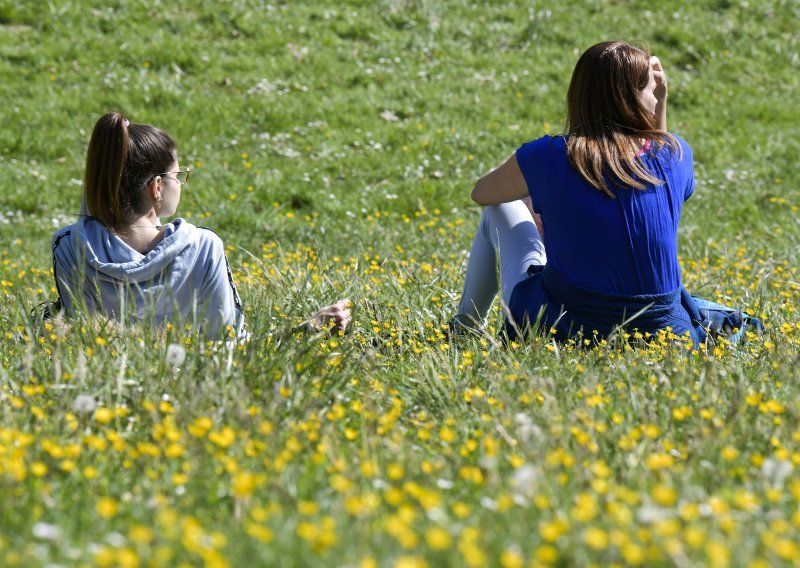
456, 201, 547, 325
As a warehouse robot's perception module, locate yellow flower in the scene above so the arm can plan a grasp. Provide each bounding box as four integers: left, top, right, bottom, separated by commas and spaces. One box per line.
209, 427, 236, 449
30, 462, 48, 477
298, 501, 318, 515
539, 519, 568, 543
584, 527, 608, 550
232, 472, 260, 499
621, 542, 645, 566
571, 493, 598, 522
721, 446, 739, 461
244, 522, 274, 543
94, 408, 114, 424
499, 548, 524, 568
93, 546, 116, 568
439, 426, 457, 443
672, 406, 693, 421
96, 497, 119, 519
652, 484, 678, 507
645, 453, 675, 470
745, 392, 763, 406
129, 525, 154, 544
705, 540, 730, 567
360, 461, 377, 477
425, 527, 452, 550
388, 463, 405, 480
534, 544, 559, 564
394, 557, 427, 568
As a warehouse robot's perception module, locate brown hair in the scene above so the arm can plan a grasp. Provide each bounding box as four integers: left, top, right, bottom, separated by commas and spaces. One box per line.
565, 41, 677, 198
83, 112, 176, 231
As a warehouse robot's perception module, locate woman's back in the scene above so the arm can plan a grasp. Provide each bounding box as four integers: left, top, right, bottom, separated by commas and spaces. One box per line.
53, 216, 243, 339
517, 134, 695, 296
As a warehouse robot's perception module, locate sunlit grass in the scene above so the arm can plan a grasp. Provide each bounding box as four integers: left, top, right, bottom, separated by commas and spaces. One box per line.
1, 0, 799, 566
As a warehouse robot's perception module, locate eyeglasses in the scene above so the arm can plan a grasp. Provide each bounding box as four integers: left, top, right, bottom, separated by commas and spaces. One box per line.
158, 166, 191, 185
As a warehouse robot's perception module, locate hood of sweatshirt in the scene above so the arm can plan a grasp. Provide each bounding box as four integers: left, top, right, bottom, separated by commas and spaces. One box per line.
71, 216, 196, 284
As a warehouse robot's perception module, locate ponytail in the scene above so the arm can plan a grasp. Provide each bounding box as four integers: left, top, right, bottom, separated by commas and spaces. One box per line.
84, 112, 129, 231
83, 112, 177, 232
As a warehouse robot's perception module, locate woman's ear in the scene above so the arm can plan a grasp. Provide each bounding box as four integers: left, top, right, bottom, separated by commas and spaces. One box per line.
148, 176, 162, 204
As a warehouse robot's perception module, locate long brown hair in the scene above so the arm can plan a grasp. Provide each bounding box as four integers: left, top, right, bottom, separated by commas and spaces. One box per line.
84, 112, 176, 231
565, 41, 677, 198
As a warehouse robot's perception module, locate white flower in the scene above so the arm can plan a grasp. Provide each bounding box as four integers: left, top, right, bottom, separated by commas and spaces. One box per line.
761, 458, 793, 485
106, 532, 126, 547
32, 522, 61, 540
436, 478, 454, 490
511, 465, 540, 498
514, 413, 542, 444
165, 343, 186, 367
72, 395, 96, 415
480, 497, 497, 510
513, 412, 531, 427
637, 505, 672, 523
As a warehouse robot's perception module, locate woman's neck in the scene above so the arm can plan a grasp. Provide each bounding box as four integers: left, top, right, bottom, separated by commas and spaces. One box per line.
117, 212, 165, 254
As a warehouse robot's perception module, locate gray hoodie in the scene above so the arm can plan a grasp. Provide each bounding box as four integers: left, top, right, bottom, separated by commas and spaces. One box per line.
52, 217, 243, 339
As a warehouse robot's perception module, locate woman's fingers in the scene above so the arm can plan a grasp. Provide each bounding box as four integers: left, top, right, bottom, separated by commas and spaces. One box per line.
650, 56, 667, 83
650, 55, 668, 102
310, 299, 352, 333
650, 55, 662, 71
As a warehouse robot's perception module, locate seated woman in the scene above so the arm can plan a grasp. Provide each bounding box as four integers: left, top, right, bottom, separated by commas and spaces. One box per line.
452, 41, 759, 346
52, 112, 350, 339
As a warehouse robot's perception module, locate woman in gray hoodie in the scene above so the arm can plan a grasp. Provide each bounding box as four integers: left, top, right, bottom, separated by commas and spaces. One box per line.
52, 112, 350, 339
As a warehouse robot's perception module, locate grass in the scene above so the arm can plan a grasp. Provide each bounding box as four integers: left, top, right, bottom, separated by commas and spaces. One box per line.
1, 0, 799, 566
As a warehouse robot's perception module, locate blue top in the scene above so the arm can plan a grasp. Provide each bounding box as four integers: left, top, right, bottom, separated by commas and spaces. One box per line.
516, 135, 695, 295
52, 217, 244, 339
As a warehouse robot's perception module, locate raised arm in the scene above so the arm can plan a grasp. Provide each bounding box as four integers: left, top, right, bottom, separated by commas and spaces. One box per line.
471, 153, 530, 205
650, 56, 668, 131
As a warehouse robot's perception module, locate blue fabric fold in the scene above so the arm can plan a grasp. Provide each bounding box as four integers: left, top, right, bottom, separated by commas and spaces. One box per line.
506, 264, 709, 345
506, 265, 764, 347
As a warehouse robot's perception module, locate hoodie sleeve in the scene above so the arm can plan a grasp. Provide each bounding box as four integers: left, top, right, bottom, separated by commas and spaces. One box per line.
196, 229, 245, 339
51, 226, 78, 313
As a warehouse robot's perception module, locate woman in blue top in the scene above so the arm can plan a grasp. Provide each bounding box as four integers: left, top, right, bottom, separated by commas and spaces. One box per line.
52, 112, 350, 339
452, 41, 754, 345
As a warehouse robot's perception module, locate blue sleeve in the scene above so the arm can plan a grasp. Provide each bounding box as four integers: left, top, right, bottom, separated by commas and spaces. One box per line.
515, 135, 554, 214
197, 230, 245, 339
676, 135, 695, 201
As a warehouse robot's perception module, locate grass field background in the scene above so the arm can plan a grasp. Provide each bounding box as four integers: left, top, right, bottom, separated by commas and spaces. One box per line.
1, 1, 799, 566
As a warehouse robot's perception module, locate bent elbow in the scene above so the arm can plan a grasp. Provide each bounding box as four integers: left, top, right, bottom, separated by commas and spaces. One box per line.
471, 179, 489, 205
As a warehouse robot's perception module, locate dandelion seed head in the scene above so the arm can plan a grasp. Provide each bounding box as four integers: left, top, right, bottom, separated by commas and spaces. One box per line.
165, 343, 186, 367
72, 394, 96, 415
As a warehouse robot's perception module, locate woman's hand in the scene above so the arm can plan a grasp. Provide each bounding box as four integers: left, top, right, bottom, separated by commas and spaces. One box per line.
308, 299, 352, 334
650, 56, 668, 101
650, 56, 668, 131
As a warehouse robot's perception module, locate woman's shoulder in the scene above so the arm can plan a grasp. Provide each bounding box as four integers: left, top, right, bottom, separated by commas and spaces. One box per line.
666, 132, 693, 155
517, 135, 567, 167
171, 219, 228, 255
519, 134, 566, 152
51, 223, 76, 249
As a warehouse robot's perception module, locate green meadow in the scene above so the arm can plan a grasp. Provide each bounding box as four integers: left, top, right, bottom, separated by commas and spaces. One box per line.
1, 0, 799, 566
